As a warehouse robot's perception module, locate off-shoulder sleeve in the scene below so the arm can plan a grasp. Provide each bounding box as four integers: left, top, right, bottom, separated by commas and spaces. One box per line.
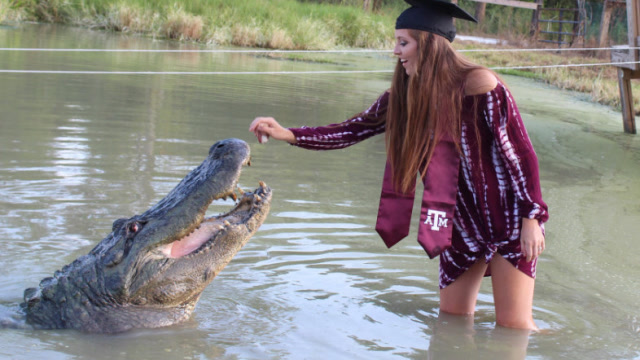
484, 83, 549, 223
289, 91, 388, 150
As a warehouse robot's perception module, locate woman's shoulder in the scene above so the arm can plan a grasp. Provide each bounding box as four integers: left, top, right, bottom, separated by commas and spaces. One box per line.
464, 69, 498, 96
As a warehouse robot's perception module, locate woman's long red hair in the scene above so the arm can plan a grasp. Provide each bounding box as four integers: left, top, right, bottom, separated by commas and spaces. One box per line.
386, 31, 483, 193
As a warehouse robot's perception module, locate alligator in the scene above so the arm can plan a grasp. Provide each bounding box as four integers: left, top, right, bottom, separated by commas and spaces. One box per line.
10, 138, 271, 333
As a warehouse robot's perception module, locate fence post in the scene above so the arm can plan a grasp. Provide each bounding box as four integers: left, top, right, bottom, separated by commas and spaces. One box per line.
618, 68, 637, 134
530, 0, 543, 39
475, 2, 487, 23
599, 0, 614, 47
363, 0, 371, 12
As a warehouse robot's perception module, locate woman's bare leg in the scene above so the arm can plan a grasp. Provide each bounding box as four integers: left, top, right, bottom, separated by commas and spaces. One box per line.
439, 259, 488, 315
490, 255, 537, 330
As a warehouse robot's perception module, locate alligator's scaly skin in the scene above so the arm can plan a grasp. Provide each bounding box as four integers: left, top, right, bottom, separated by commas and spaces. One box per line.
15, 139, 271, 333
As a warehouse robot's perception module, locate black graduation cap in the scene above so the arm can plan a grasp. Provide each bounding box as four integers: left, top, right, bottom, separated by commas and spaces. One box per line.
396, 0, 478, 42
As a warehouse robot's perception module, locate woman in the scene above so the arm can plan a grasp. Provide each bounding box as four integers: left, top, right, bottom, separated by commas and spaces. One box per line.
249, 0, 548, 330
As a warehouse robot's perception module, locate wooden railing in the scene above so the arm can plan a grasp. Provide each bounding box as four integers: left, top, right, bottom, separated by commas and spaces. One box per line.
611, 0, 639, 133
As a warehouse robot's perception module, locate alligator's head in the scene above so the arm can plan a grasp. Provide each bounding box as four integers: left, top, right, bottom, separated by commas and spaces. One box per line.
21, 139, 271, 333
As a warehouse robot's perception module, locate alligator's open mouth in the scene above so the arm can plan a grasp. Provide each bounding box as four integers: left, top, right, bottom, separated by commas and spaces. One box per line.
158, 181, 271, 259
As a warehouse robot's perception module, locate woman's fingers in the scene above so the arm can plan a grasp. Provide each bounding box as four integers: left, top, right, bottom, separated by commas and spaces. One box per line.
523, 237, 543, 262
250, 117, 275, 143
249, 117, 296, 143
249, 117, 274, 132
527, 242, 541, 262
521, 218, 544, 262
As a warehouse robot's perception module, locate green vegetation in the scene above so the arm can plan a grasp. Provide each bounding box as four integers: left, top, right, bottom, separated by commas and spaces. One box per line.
0, 0, 399, 49
1, 0, 638, 113
457, 42, 640, 114
1, 0, 630, 48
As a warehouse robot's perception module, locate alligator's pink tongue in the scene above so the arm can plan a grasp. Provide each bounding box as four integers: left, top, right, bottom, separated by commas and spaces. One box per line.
167, 221, 222, 258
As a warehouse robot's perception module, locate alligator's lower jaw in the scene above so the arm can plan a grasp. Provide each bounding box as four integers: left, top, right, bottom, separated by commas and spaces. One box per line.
158, 183, 270, 259
162, 218, 228, 258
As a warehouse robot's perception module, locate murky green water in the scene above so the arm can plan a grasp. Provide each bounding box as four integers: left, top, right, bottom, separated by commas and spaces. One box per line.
1, 24, 639, 359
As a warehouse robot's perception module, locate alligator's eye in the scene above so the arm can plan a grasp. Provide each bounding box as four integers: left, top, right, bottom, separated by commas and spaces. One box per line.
129, 222, 140, 233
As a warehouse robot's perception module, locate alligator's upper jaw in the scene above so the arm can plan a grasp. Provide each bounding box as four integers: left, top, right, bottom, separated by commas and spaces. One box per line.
157, 182, 272, 259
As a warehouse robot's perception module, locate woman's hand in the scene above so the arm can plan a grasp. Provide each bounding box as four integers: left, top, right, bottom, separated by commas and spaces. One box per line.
520, 218, 545, 262
249, 117, 296, 144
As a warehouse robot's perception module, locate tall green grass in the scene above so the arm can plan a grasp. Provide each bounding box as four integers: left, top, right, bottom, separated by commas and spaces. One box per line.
1, 0, 399, 49
1, 0, 629, 48
1, 0, 27, 22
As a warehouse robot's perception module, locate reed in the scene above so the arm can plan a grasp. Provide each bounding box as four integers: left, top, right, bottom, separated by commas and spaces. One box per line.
0, 1, 8, 21
1, 0, 397, 49
1, 0, 28, 21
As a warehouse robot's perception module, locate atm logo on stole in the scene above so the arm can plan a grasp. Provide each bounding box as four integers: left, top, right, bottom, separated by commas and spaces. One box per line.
424, 209, 448, 231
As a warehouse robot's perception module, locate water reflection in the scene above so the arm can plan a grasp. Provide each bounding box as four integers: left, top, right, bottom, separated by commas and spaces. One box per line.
25, 326, 231, 360
426, 313, 530, 360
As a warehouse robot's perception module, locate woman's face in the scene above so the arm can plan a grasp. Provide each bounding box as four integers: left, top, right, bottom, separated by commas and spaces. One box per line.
394, 29, 419, 76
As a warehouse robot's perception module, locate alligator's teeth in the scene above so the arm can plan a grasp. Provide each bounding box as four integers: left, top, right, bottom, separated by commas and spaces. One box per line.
259, 181, 266, 189
248, 159, 252, 166
231, 192, 237, 201
223, 220, 231, 227
217, 225, 224, 230
237, 187, 245, 194
255, 194, 262, 202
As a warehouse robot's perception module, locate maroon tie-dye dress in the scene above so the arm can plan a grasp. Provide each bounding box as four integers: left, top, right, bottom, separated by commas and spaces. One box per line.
288, 82, 549, 288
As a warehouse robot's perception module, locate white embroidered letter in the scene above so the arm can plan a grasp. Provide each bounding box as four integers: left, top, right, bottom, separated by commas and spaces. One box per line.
425, 209, 448, 231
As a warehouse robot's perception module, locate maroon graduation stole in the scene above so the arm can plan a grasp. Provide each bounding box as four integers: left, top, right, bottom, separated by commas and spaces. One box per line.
375, 135, 460, 259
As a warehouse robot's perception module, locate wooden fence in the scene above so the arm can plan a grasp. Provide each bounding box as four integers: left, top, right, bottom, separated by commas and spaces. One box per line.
611, 0, 639, 133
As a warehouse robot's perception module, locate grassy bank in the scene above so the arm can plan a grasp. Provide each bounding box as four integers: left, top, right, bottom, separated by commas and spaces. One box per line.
456, 41, 640, 115
1, 0, 639, 114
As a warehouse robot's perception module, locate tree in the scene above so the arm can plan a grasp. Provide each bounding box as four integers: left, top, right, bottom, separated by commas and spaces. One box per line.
363, 0, 384, 12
